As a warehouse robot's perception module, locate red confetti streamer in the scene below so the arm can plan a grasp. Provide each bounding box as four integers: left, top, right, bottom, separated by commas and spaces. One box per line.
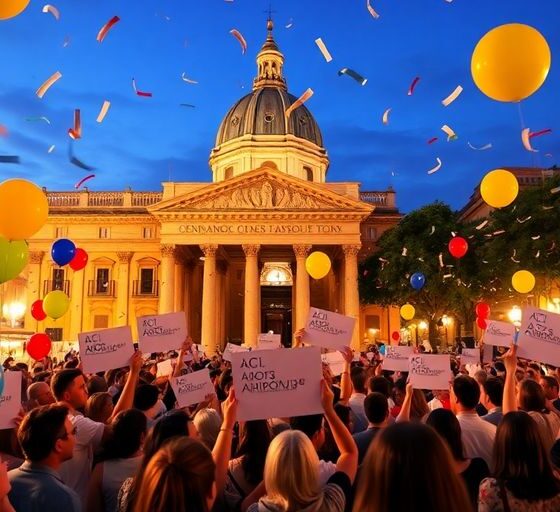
97, 16, 120, 43
407, 76, 420, 96
75, 174, 95, 189
68, 109, 81, 139
132, 78, 153, 97
427, 137, 438, 144
529, 128, 552, 138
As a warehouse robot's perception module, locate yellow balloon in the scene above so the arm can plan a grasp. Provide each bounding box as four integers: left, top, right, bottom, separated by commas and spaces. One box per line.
43, 290, 70, 320
400, 304, 416, 321
480, 169, 519, 208
0, 0, 30, 20
305, 251, 331, 279
471, 23, 551, 102
512, 270, 536, 294
0, 179, 49, 240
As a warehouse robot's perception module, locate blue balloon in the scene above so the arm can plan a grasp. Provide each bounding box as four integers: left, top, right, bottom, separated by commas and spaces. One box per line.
410, 272, 426, 290
379, 344, 386, 356
51, 238, 76, 266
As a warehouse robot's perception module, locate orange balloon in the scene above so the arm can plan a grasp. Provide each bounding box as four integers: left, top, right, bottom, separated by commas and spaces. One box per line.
0, 0, 30, 20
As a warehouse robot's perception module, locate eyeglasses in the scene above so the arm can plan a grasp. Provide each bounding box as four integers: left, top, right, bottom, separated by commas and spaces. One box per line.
58, 426, 78, 440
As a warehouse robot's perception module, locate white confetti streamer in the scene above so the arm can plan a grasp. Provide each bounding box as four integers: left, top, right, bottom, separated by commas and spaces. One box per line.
475, 220, 488, 230
521, 128, 538, 152
314, 38, 333, 62
441, 85, 463, 107
181, 72, 198, 84
427, 157, 442, 175
441, 124, 457, 141
382, 108, 391, 125
468, 142, 492, 151
366, 0, 380, 18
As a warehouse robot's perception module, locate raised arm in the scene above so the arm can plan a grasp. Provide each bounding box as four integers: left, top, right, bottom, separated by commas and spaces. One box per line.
109, 350, 143, 422
502, 344, 518, 414
212, 387, 238, 494
396, 382, 413, 423
339, 346, 353, 404
173, 337, 193, 378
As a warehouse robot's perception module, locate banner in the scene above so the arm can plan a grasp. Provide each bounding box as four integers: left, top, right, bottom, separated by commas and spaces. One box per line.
382, 346, 414, 372
409, 354, 451, 390
304, 307, 356, 350
137, 312, 187, 353
321, 351, 346, 376
517, 307, 560, 366
170, 370, 215, 408
0, 371, 21, 430
461, 348, 480, 366
257, 333, 281, 350
483, 320, 516, 348
231, 347, 323, 421
78, 326, 134, 373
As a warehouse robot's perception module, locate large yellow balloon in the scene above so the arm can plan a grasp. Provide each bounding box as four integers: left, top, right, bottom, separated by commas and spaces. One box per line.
0, 0, 30, 20
43, 290, 70, 320
0, 179, 49, 240
400, 303, 416, 321
480, 169, 519, 208
305, 251, 331, 279
471, 23, 551, 102
512, 270, 536, 294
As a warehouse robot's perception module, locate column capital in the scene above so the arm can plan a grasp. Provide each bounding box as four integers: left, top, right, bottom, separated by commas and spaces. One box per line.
293, 244, 312, 258
116, 251, 134, 263
242, 244, 261, 257
342, 244, 361, 257
200, 244, 219, 258
160, 244, 176, 258
29, 251, 45, 264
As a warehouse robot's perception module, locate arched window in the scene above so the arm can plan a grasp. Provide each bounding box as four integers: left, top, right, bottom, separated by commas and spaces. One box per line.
224, 167, 234, 180
304, 166, 313, 182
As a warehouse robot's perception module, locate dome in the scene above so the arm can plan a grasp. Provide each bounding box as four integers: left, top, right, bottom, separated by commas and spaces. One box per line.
216, 88, 323, 147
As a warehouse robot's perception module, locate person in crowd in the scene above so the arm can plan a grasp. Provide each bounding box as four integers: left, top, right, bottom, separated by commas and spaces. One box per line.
409, 389, 430, 421
478, 411, 560, 511
540, 375, 560, 410
450, 375, 496, 468
86, 409, 147, 512
26, 381, 55, 408
352, 392, 389, 464
428, 389, 451, 411
87, 376, 109, 396
247, 381, 358, 512
132, 384, 166, 428
319, 403, 353, 463
426, 408, 489, 506
85, 392, 114, 424
474, 369, 489, 416
481, 377, 504, 426
0, 456, 15, 512
368, 376, 395, 410
353, 422, 472, 512
8, 404, 81, 512
348, 367, 368, 433
52, 352, 143, 501
194, 408, 222, 450
390, 378, 406, 417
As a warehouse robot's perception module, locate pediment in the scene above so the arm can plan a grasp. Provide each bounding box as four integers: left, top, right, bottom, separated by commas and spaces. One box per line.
150, 167, 374, 214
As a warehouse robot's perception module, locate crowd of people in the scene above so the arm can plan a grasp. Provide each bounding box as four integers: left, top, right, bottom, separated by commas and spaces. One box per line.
1, 333, 560, 512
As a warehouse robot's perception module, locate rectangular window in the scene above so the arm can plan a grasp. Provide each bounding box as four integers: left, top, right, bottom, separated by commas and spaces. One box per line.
45, 328, 63, 342
140, 268, 154, 294
52, 268, 65, 291
96, 268, 110, 293
99, 227, 110, 239
142, 227, 153, 239
367, 226, 377, 240
93, 315, 109, 329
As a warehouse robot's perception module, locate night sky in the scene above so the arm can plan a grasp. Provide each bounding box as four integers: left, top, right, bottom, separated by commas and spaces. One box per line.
0, 0, 558, 212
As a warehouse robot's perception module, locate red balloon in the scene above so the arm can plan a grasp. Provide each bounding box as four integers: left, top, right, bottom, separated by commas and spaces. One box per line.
30, 300, 47, 321
27, 333, 52, 360
69, 248, 88, 271
391, 331, 400, 342
476, 317, 488, 330
475, 302, 491, 319
448, 236, 469, 259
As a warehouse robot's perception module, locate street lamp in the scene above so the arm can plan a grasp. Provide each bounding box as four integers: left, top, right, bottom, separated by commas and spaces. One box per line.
442, 315, 451, 346
508, 306, 522, 327
1, 301, 26, 328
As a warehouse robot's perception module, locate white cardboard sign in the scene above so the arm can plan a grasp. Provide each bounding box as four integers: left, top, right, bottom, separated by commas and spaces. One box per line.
137, 312, 187, 354
231, 347, 323, 421
321, 351, 346, 376
382, 346, 414, 372
304, 307, 356, 350
517, 307, 560, 366
409, 354, 451, 390
0, 371, 22, 430
170, 370, 215, 408
461, 348, 481, 366
483, 320, 516, 348
223, 343, 249, 362
78, 326, 135, 374
482, 344, 494, 364
156, 358, 174, 377
257, 333, 281, 350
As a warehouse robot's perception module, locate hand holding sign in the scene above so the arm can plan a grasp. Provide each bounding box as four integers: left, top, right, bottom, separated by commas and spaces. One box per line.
502, 344, 518, 374
222, 387, 238, 430
320, 380, 335, 413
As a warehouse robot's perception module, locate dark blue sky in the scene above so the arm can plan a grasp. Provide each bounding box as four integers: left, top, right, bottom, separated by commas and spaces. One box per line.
0, 0, 558, 212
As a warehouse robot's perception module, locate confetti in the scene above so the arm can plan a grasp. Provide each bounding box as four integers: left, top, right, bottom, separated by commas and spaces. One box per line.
42, 4, 60, 20
443, 274, 452, 279
551, 186, 560, 195
543, 206, 554, 210
132, 78, 153, 97
441, 124, 457, 141
427, 157, 442, 175
401, 247, 408, 256
285, 88, 314, 117
96, 101, 111, 123
36, 71, 62, 98
536, 250, 541, 258
181, 73, 198, 84
48, 145, 55, 153
439, 253, 444, 268
493, 230, 505, 236
338, 68, 367, 86
180, 103, 196, 108
63, 36, 71, 47
97, 16, 120, 43
230, 29, 247, 54
475, 220, 488, 230
545, 153, 553, 158
315, 38, 333, 62
441, 85, 463, 107
285, 18, 293, 29
0, 125, 7, 137
0, 156, 20, 164
467, 142, 492, 151
521, 128, 538, 152
429, 226, 435, 235
382, 108, 391, 125
366, 0, 380, 18
529, 128, 552, 138
531, 235, 541, 240
75, 174, 95, 189
516, 216, 532, 224
408, 76, 420, 96
69, 143, 95, 171
26, 116, 51, 125
427, 137, 438, 144
68, 109, 81, 139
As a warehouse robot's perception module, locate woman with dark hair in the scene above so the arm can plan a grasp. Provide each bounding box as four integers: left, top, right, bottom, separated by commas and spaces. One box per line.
354, 422, 471, 512
224, 420, 272, 511
478, 411, 560, 511
86, 409, 147, 512
426, 408, 489, 506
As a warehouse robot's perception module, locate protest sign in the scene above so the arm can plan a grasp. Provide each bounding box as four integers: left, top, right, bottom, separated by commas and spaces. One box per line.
223, 343, 249, 362
382, 346, 414, 372
304, 307, 356, 350
0, 371, 21, 430
184, 344, 203, 362
137, 312, 186, 353
231, 347, 323, 421
321, 351, 346, 376
409, 354, 451, 390
460, 348, 480, 366
257, 333, 281, 350
78, 326, 134, 373
170, 369, 215, 408
156, 358, 174, 377
517, 307, 560, 366
483, 320, 516, 348
482, 344, 494, 364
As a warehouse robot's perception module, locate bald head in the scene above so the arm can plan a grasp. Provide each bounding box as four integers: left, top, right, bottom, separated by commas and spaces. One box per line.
27, 381, 55, 406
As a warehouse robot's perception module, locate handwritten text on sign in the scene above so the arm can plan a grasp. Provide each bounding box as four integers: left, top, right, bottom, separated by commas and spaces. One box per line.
460, 348, 480, 366
137, 312, 187, 353
305, 307, 356, 350
78, 326, 134, 373
517, 307, 560, 366
171, 370, 215, 408
382, 346, 414, 372
231, 347, 323, 421
409, 355, 451, 390
483, 320, 516, 348
0, 371, 21, 430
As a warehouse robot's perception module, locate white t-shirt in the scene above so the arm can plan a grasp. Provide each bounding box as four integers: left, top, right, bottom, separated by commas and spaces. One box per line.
59, 411, 105, 502
456, 411, 496, 470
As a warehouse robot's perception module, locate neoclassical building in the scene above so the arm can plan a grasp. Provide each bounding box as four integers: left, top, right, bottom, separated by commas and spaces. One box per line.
0, 21, 401, 356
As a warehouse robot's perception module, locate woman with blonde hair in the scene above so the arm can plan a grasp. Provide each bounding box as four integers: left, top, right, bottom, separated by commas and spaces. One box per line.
86, 392, 114, 424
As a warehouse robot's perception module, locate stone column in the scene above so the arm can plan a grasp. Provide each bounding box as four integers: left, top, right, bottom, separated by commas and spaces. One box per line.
200, 244, 218, 354
24, 251, 44, 332
159, 245, 175, 314
242, 245, 260, 348
174, 255, 185, 313
183, 262, 193, 333
116, 252, 133, 326
293, 245, 312, 332
216, 261, 228, 350
343, 244, 361, 350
